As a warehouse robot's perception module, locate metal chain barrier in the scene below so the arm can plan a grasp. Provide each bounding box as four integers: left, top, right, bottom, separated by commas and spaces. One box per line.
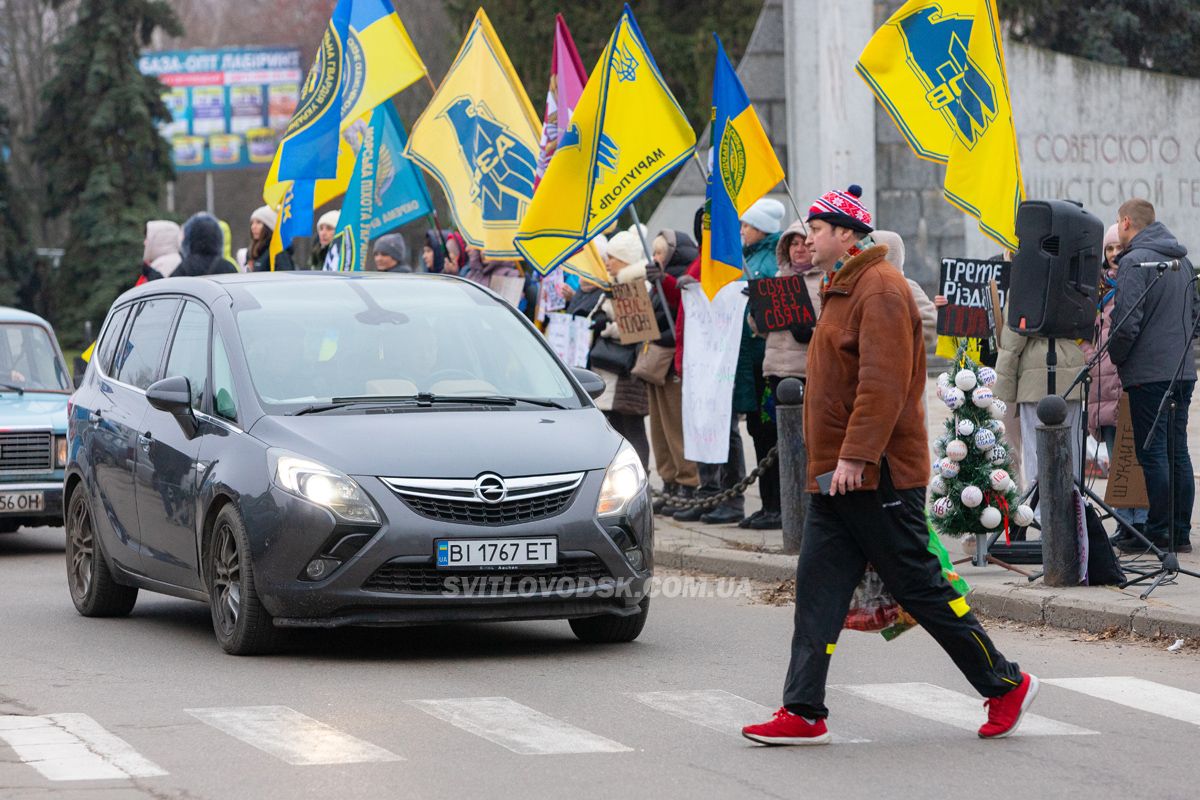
649, 446, 778, 511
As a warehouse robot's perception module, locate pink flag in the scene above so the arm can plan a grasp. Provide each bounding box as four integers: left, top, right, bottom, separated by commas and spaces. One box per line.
535, 14, 588, 185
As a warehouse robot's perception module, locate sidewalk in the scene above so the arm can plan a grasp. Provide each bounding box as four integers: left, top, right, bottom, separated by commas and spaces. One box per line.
649, 375, 1200, 641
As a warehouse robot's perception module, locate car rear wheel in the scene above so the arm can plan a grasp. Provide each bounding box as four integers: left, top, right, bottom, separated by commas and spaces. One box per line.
207, 505, 280, 655
0, 519, 20, 534
66, 488, 137, 617
569, 598, 649, 643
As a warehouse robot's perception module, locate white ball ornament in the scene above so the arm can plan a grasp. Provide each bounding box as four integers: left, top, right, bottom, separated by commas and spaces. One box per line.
980, 506, 1003, 529
956, 418, 976, 437
978, 366, 997, 387
943, 387, 966, 410
937, 372, 952, 389
1013, 504, 1035, 527
939, 458, 960, 479
991, 398, 1008, 418
946, 439, 969, 461
1005, 478, 1018, 493
933, 497, 954, 518
986, 419, 1006, 436
930, 475, 948, 496
960, 485, 984, 508
954, 369, 978, 392
989, 445, 1008, 465
972, 386, 994, 408
989, 469, 1010, 491
975, 429, 996, 450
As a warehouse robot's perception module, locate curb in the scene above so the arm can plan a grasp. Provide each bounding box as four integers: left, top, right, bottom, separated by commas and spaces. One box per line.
654, 542, 1200, 640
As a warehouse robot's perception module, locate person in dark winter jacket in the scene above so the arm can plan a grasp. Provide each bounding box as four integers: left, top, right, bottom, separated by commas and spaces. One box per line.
173, 213, 238, 277
645, 230, 699, 515
310, 209, 339, 269
1109, 198, 1196, 553
422, 229, 453, 273
372, 233, 413, 272
247, 205, 295, 272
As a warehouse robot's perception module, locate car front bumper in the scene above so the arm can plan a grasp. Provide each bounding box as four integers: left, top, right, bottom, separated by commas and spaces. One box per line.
247, 471, 654, 628
0, 480, 65, 527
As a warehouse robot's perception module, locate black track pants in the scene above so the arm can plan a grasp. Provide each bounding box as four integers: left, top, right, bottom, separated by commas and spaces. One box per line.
782, 461, 1022, 718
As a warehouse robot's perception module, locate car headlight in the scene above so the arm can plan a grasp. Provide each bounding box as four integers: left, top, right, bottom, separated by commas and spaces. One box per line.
55, 436, 68, 468
596, 441, 647, 517
270, 451, 379, 524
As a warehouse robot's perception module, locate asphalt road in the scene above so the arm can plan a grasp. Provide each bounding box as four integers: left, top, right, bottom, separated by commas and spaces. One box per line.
2, 526, 1198, 800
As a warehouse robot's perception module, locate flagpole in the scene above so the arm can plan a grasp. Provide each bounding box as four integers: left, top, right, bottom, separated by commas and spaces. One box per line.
628, 204, 676, 337
691, 150, 709, 182
781, 178, 809, 236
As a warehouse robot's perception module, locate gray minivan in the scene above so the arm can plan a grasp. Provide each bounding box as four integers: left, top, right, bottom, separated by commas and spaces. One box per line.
65, 273, 652, 654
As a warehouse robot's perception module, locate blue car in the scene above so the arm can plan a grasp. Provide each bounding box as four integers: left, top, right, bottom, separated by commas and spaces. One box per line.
0, 307, 72, 533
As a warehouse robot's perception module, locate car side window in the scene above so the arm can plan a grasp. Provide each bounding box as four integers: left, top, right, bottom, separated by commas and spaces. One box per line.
212, 329, 239, 423
164, 301, 210, 409
116, 298, 179, 390
95, 305, 132, 376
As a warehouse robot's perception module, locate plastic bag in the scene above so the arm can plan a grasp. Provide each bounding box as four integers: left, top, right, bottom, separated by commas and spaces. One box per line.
843, 567, 901, 632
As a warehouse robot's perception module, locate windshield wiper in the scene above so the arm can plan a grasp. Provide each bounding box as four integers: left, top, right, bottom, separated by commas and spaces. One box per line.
289, 394, 567, 415
290, 396, 419, 416
0, 382, 24, 395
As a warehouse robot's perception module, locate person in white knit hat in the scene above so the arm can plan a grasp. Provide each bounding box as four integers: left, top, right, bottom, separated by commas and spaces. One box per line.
247, 205, 294, 272
310, 209, 340, 269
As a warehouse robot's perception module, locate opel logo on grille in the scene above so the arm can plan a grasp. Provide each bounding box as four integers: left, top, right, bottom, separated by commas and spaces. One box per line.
474, 473, 508, 504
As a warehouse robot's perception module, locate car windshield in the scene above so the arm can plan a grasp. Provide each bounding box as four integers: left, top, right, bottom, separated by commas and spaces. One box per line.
0, 322, 71, 393
232, 278, 583, 413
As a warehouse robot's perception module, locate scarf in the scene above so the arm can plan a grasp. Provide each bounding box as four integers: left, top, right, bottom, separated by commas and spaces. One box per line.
1099, 274, 1117, 311
822, 234, 877, 291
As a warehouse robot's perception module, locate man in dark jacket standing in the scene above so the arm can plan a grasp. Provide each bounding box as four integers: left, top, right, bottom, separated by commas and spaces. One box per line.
1109, 199, 1196, 553
742, 185, 1035, 746
172, 213, 238, 277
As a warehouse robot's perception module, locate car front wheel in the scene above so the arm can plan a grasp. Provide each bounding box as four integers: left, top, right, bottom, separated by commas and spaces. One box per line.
569, 598, 649, 643
66, 488, 137, 617
206, 504, 280, 655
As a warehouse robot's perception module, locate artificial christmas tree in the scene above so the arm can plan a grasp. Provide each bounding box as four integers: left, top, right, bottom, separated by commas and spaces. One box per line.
930, 342, 1034, 546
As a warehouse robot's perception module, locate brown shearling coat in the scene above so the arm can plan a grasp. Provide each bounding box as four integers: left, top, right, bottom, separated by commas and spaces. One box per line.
803, 245, 930, 492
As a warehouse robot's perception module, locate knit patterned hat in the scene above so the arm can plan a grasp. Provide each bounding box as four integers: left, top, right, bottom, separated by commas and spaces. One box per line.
807, 184, 873, 234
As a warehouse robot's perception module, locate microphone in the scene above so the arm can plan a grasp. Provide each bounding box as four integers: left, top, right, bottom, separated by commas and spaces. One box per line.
1131, 259, 1183, 271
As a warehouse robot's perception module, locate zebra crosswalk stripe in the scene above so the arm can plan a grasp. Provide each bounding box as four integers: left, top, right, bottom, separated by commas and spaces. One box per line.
1045, 677, 1200, 727
184, 706, 402, 765
408, 697, 632, 755
629, 689, 871, 743
0, 713, 167, 781
832, 682, 1099, 736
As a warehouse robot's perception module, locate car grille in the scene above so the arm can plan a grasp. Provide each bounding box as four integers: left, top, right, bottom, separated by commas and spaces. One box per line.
380, 472, 585, 526
0, 431, 53, 474
362, 556, 614, 595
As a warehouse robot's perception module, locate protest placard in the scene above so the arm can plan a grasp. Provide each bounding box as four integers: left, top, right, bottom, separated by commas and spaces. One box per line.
537, 268, 566, 321
747, 276, 817, 333
937, 258, 1010, 338
682, 284, 747, 463
1104, 395, 1149, 509
492, 275, 526, 309
611, 282, 661, 345
544, 312, 592, 368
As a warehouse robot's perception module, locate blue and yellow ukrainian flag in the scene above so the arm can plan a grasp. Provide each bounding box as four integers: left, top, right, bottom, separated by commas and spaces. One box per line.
701, 34, 785, 300
264, 0, 428, 208
405, 8, 540, 258
514, 4, 696, 274
857, 0, 1023, 250
268, 180, 314, 270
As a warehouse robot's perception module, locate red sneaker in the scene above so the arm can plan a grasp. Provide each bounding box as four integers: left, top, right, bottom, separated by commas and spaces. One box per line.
742, 708, 832, 746
978, 673, 1040, 739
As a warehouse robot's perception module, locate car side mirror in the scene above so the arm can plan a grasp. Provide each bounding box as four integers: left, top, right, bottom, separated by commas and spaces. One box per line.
72, 356, 87, 389
570, 367, 606, 400
146, 376, 198, 438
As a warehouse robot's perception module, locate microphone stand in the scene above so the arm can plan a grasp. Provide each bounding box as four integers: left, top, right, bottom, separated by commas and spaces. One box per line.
991, 265, 1169, 578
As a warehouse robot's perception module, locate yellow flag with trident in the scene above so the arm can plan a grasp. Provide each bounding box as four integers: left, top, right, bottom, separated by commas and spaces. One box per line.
514, 5, 696, 274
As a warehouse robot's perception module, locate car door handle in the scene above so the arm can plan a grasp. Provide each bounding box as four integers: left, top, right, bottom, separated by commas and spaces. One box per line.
137, 433, 152, 452
88, 410, 102, 424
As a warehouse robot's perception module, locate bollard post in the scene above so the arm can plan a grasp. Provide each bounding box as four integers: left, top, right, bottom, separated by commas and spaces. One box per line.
776, 378, 807, 555
1036, 395, 1080, 586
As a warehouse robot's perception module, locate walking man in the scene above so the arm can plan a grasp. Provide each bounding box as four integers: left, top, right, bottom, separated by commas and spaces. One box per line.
742, 185, 1037, 745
